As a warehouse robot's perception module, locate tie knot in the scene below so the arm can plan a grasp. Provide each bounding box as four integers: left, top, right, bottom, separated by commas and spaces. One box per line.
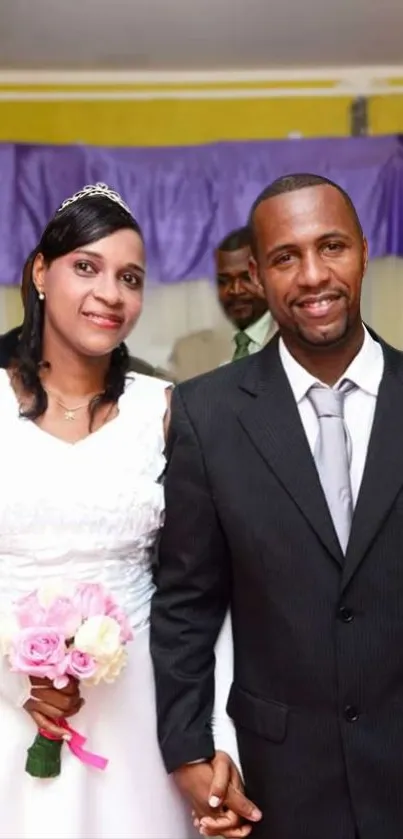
234, 331, 251, 352
308, 380, 354, 419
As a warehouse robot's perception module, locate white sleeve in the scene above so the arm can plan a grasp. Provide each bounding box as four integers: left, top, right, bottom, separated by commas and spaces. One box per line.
212, 610, 241, 771
0, 657, 30, 707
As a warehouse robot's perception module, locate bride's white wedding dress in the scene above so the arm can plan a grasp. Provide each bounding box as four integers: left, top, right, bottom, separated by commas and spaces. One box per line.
0, 370, 237, 839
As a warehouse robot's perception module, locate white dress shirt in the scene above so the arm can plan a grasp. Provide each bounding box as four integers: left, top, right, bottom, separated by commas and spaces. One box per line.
279, 327, 384, 505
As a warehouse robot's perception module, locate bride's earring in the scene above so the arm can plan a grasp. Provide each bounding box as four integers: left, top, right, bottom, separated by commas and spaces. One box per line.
38, 292, 45, 301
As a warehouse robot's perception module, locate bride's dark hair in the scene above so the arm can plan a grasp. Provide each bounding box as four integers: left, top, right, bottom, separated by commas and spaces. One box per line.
15, 194, 143, 427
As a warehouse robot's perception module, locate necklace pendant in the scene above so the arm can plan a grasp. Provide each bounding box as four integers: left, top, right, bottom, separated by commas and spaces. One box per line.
64, 410, 76, 421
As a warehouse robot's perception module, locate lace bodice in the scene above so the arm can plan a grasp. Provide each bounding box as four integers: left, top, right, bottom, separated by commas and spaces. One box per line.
0, 370, 169, 630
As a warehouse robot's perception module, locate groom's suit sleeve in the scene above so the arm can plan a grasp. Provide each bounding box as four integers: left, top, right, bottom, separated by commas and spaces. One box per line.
150, 385, 231, 774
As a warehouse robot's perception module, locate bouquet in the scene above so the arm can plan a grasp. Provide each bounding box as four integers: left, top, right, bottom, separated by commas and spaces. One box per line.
0, 580, 133, 778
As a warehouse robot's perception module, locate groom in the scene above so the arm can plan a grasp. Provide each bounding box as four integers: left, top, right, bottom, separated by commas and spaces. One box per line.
151, 173, 403, 839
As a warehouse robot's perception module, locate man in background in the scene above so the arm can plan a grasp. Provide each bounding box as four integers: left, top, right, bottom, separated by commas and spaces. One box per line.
0, 251, 170, 379
216, 226, 276, 361
169, 226, 276, 380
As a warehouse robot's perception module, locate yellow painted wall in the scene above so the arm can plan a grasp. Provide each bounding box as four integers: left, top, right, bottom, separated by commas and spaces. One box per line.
0, 79, 400, 146
370, 95, 403, 134
0, 96, 353, 145
0, 96, 402, 147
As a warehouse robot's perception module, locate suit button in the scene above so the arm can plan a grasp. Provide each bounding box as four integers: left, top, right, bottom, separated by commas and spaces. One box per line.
338, 606, 354, 623
344, 705, 359, 722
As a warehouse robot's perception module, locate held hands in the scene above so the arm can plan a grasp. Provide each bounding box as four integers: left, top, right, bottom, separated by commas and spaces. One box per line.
24, 676, 83, 739
174, 751, 262, 838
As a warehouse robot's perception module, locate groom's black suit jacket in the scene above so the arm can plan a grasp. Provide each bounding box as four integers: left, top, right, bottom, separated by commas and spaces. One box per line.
151, 333, 403, 839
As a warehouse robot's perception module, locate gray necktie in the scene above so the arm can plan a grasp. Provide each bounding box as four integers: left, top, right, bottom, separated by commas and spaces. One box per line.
307, 381, 355, 553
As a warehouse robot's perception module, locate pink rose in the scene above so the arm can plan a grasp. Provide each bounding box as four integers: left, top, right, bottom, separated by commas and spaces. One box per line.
66, 648, 98, 680
73, 583, 109, 619
104, 599, 133, 643
15, 592, 47, 629
15, 591, 81, 639
45, 598, 82, 639
10, 627, 69, 688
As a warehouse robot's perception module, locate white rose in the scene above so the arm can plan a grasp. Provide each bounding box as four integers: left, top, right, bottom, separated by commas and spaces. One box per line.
88, 648, 127, 686
0, 612, 19, 655
37, 579, 74, 608
74, 615, 121, 662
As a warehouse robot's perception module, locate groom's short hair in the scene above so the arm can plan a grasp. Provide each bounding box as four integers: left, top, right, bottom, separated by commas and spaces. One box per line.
248, 173, 363, 256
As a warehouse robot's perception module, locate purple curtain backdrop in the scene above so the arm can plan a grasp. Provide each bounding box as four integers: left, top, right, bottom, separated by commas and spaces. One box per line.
0, 135, 402, 286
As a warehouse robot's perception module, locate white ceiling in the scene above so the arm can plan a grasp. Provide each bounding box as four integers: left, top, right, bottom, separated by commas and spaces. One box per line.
1, 0, 402, 71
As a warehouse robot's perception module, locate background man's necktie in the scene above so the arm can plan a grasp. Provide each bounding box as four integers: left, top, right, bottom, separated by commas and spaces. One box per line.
232, 331, 251, 361
307, 381, 355, 553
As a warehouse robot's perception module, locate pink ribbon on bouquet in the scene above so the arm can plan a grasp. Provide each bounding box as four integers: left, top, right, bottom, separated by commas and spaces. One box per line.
40, 719, 108, 770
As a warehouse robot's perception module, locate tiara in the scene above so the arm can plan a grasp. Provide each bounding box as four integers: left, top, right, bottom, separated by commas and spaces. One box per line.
57, 183, 132, 216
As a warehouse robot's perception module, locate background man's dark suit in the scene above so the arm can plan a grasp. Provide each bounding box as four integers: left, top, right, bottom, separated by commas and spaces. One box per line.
151, 334, 403, 839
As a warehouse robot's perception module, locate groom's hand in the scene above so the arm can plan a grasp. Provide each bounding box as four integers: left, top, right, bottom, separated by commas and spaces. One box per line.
174, 751, 262, 837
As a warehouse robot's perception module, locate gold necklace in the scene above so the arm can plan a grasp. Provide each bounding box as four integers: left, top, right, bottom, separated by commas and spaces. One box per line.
46, 388, 96, 422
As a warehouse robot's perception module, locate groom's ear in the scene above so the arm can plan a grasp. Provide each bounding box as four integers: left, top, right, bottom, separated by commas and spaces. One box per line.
249, 254, 258, 286
362, 237, 369, 274
249, 254, 265, 298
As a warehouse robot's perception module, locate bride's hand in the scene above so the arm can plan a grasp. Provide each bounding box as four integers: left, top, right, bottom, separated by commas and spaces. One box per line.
175, 752, 261, 837
194, 752, 259, 837
24, 676, 84, 739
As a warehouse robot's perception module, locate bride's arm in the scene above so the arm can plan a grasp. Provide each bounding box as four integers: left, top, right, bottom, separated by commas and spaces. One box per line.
212, 610, 240, 768
163, 385, 173, 442
163, 390, 239, 768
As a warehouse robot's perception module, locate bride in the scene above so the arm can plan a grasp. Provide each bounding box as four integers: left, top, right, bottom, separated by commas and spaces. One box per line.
0, 184, 241, 838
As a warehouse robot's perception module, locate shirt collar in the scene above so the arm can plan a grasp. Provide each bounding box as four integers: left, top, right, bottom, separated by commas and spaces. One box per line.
279, 326, 384, 404
234, 311, 272, 349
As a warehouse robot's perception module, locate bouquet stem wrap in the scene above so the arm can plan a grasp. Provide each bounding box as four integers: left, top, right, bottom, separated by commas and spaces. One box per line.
25, 719, 108, 778
26, 730, 63, 778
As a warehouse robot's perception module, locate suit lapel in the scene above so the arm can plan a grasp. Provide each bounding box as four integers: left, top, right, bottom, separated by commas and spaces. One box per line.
237, 340, 343, 566
342, 345, 403, 590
